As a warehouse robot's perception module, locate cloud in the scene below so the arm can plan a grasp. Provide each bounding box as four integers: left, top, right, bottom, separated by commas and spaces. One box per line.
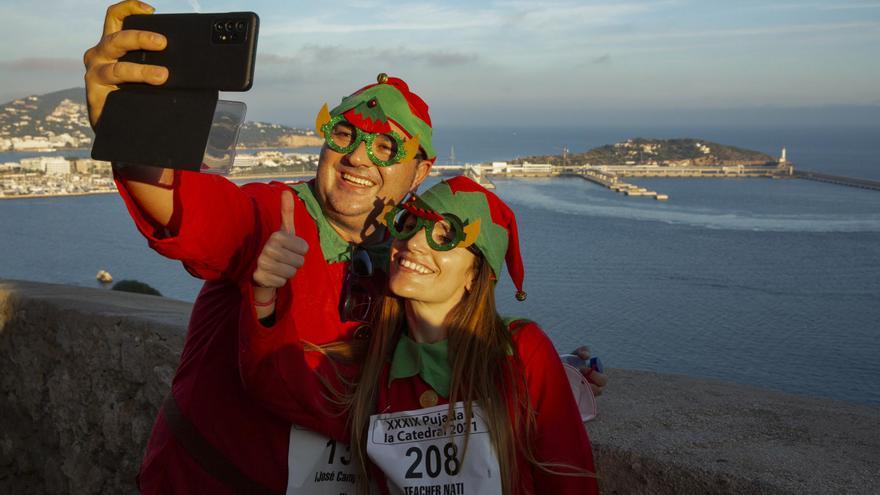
819, 2, 880, 9
750, 1, 880, 11
260, 46, 479, 68
263, 8, 495, 35
495, 0, 674, 31
261, 1, 669, 36
583, 20, 880, 45
404, 50, 479, 67
257, 53, 301, 65
592, 54, 612, 65
0, 57, 81, 72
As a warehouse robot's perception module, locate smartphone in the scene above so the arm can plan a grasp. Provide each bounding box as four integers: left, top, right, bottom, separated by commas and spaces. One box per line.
121, 12, 259, 91
91, 86, 219, 171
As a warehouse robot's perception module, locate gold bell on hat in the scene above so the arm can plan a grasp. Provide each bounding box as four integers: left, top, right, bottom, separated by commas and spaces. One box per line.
377, 73, 389, 84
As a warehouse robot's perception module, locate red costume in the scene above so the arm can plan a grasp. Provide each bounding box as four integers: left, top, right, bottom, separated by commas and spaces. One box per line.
239, 297, 599, 494
116, 171, 370, 494
238, 174, 598, 494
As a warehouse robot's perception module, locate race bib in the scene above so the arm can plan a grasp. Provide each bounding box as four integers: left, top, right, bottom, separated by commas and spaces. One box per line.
367, 402, 502, 495
287, 425, 361, 495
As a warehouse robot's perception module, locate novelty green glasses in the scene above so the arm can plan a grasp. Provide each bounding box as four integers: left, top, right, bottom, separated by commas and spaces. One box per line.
385, 205, 470, 252
321, 115, 408, 167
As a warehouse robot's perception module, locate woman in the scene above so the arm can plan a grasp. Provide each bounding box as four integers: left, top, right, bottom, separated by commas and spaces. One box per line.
240, 176, 598, 494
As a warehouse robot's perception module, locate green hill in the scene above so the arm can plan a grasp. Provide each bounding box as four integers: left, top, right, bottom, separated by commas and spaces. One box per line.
516, 138, 776, 166
0, 88, 319, 149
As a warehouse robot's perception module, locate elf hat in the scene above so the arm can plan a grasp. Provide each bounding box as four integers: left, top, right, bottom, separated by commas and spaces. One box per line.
409, 176, 527, 301
315, 73, 436, 160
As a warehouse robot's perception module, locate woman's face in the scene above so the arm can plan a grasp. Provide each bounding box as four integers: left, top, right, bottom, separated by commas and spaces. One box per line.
388, 215, 477, 306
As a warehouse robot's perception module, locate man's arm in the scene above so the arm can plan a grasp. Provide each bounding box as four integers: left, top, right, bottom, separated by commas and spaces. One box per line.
239, 281, 352, 441
112, 164, 174, 227
84, 1, 173, 226
85, 2, 302, 286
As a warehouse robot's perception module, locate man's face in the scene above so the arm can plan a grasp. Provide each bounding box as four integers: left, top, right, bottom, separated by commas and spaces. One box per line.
315, 121, 431, 232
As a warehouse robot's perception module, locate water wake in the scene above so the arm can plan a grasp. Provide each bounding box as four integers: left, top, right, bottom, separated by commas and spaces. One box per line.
502, 183, 880, 233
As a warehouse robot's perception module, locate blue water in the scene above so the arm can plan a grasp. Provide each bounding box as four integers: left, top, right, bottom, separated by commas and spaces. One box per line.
1, 126, 879, 405
491, 178, 880, 406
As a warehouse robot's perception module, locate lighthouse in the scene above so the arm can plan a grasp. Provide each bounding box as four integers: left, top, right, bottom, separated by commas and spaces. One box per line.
779, 147, 787, 164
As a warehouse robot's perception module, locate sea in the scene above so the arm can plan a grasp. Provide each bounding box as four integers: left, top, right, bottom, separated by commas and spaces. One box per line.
1, 125, 879, 405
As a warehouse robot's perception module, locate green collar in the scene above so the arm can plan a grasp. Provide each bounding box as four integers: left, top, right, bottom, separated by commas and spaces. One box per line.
388, 334, 451, 398
290, 181, 389, 267
386, 317, 531, 397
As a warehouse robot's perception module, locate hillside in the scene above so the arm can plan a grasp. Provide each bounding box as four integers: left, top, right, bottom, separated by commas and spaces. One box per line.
0, 88, 320, 150
516, 138, 776, 166
237, 121, 322, 148
0, 88, 92, 147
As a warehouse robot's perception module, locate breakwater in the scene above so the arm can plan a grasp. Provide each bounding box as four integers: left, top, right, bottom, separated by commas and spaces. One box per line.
1, 279, 878, 494
794, 170, 880, 191
561, 172, 669, 200
435, 163, 795, 201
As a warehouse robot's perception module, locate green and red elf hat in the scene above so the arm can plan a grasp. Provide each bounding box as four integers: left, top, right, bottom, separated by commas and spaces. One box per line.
409, 176, 527, 301
315, 73, 436, 161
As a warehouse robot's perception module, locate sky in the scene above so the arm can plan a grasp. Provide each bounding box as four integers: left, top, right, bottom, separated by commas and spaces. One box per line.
0, 0, 878, 128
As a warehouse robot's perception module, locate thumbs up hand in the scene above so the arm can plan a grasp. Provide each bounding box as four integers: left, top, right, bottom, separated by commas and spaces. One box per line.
253, 190, 310, 289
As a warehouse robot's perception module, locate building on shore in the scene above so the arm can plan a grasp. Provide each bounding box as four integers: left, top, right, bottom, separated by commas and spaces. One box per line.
72, 158, 111, 175
232, 154, 261, 169
19, 156, 71, 175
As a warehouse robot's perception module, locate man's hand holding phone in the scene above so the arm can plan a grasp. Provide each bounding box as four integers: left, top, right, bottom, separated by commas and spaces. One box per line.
83, 1, 167, 129
86, 2, 258, 170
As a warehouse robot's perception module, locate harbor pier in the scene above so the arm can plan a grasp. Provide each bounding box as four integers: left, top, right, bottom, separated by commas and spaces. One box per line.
430, 161, 880, 199
794, 170, 880, 191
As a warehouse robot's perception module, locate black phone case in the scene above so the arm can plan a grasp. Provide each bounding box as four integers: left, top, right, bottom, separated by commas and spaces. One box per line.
91, 86, 218, 171
121, 12, 259, 91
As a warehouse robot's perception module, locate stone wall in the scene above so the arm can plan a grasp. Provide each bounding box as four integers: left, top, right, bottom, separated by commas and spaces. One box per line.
0, 280, 187, 494
1, 280, 878, 494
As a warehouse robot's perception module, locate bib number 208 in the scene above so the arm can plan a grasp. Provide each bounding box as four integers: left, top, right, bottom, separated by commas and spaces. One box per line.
404, 443, 461, 479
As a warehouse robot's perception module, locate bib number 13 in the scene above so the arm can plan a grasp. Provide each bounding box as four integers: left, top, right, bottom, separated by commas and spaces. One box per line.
404, 442, 461, 479
326, 438, 351, 466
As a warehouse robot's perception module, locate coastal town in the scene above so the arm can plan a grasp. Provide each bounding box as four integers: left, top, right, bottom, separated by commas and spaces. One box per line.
0, 88, 324, 198
0, 151, 321, 198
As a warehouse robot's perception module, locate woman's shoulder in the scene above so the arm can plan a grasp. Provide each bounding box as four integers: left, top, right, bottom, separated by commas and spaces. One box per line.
503, 317, 556, 363
502, 316, 543, 333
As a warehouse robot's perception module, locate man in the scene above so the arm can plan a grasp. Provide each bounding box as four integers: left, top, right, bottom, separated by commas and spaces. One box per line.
84, 2, 606, 493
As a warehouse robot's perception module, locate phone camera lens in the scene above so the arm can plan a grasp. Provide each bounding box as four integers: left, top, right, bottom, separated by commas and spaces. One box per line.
225, 21, 236, 32
236, 21, 246, 32
214, 21, 225, 32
